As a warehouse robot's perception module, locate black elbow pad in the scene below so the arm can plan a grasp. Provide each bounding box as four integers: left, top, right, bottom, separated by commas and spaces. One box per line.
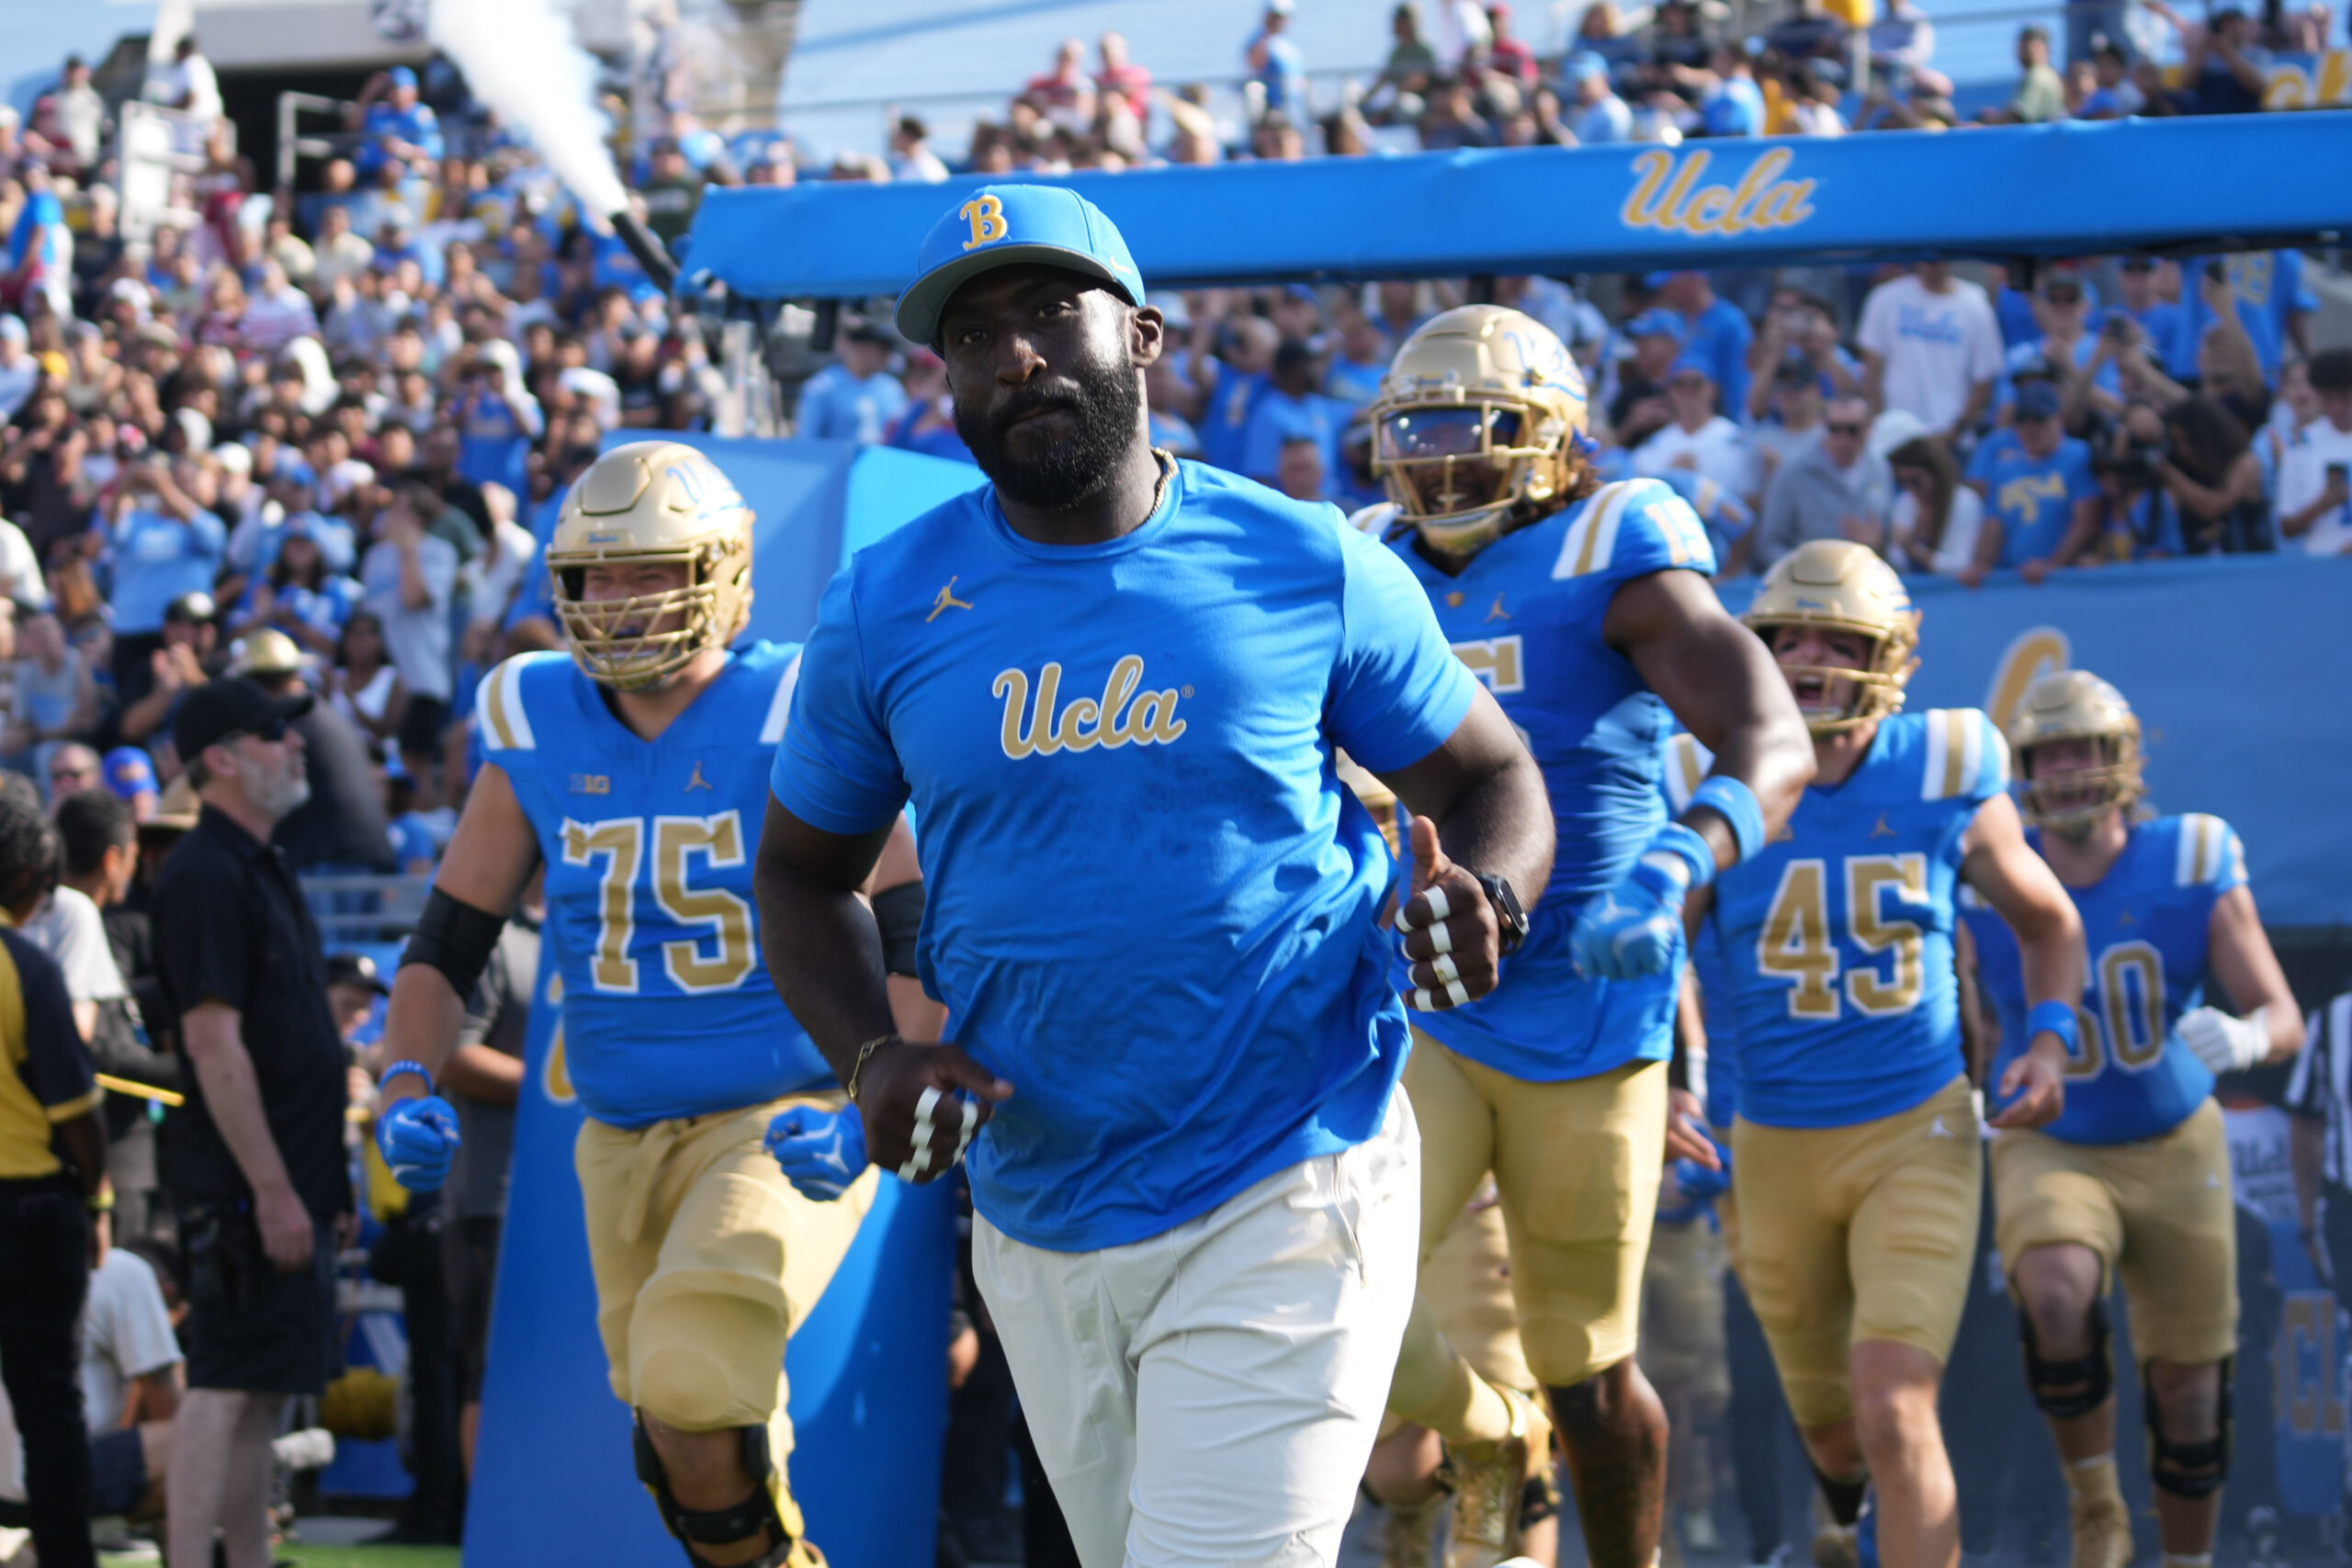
401, 888, 508, 1002
871, 882, 926, 978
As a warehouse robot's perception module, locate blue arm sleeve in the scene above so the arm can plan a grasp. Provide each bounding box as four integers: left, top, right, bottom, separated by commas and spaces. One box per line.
1323, 525, 1478, 773
768, 569, 910, 835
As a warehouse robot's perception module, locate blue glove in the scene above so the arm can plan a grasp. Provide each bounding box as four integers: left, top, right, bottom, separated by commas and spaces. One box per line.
1671, 1134, 1732, 1201
764, 1104, 868, 1201
376, 1096, 460, 1191
1570, 821, 1714, 980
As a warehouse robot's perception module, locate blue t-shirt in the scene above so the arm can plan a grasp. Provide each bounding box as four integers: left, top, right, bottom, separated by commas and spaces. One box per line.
7, 189, 66, 276
1701, 76, 1765, 136
454, 389, 534, 493
1708, 708, 2007, 1129
1240, 389, 1351, 499
1962, 814, 2242, 1146
884, 400, 976, 465
1967, 429, 2097, 568
1673, 299, 1754, 428
1253, 32, 1307, 114
769, 461, 1476, 1251
2118, 300, 2183, 363
356, 101, 444, 176
388, 810, 439, 869
1326, 355, 1389, 408
1385, 478, 1716, 1082
239, 574, 363, 640
797, 365, 910, 445
479, 643, 831, 1127
1995, 336, 2120, 416
1197, 367, 1271, 475
110, 507, 226, 635
2168, 251, 2315, 384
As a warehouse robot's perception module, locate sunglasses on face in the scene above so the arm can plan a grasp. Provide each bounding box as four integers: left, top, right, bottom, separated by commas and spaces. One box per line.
229, 718, 293, 745
2041, 288, 2083, 305
1826, 422, 1867, 436
50, 765, 93, 783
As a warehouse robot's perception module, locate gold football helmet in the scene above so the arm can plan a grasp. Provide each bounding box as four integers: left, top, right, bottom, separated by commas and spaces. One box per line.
1368, 305, 1590, 556
546, 442, 754, 691
2007, 669, 2144, 836
228, 627, 302, 679
1742, 540, 1920, 734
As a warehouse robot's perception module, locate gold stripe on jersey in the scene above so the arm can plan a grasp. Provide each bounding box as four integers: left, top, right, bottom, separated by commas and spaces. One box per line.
2177, 812, 2222, 886
1921, 708, 1981, 801
1553, 481, 1641, 580
482, 662, 518, 750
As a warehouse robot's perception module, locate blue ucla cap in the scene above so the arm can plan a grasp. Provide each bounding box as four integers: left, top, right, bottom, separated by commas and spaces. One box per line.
1625, 309, 1685, 343
103, 746, 158, 800
387, 65, 418, 88
896, 184, 1148, 346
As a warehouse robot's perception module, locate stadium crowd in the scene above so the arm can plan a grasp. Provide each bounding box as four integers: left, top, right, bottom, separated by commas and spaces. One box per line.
0, 8, 2345, 1565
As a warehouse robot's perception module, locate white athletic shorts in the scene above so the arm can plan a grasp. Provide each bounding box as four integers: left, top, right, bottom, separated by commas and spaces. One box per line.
973, 1091, 1420, 1568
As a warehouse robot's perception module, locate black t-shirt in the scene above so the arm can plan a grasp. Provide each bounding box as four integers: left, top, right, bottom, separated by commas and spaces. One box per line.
273, 702, 395, 873
153, 806, 353, 1216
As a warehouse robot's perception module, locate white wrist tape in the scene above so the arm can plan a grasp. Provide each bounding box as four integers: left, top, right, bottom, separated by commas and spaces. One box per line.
898, 1085, 981, 1182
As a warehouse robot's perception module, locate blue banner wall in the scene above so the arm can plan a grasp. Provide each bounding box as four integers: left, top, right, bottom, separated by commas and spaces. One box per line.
1715, 555, 2352, 927
596, 434, 982, 644
686, 116, 2352, 299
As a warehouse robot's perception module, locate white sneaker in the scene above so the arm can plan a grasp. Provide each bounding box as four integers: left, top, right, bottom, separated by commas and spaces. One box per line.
271, 1426, 336, 1472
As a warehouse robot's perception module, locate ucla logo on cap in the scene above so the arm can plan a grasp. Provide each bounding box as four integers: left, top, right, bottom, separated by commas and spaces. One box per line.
959, 194, 1011, 251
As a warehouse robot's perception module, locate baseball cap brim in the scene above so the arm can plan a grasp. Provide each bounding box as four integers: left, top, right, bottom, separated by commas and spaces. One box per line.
896, 243, 1138, 346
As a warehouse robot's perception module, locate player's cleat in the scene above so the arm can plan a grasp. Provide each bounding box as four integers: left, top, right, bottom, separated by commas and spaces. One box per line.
2068, 1485, 2132, 1568
1380, 1495, 1440, 1568
1442, 1385, 1552, 1568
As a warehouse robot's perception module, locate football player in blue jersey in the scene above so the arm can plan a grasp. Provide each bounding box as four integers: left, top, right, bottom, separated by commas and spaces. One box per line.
365, 442, 933, 1568
1959, 671, 2300, 1568
1680, 540, 2086, 1568
1360, 305, 1815, 1568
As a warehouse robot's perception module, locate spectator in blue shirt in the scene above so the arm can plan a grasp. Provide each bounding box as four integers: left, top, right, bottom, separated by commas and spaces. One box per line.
1242, 340, 1350, 500
105, 455, 227, 647
1653, 270, 1754, 425
351, 67, 444, 182
2110, 256, 2182, 362
883, 351, 975, 464
1962, 378, 2099, 583
1247, 0, 1308, 121
1694, 41, 1766, 135
797, 321, 909, 444
1561, 52, 1634, 141
2169, 250, 2315, 389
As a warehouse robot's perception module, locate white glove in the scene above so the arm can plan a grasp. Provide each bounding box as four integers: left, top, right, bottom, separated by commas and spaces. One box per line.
2177, 1005, 2269, 1077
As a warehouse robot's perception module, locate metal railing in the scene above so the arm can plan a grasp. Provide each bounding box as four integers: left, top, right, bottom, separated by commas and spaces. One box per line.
301, 873, 435, 952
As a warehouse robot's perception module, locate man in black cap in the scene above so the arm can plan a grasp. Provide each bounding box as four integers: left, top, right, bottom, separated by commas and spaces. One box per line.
153, 677, 354, 1568
230, 628, 393, 878
117, 591, 223, 747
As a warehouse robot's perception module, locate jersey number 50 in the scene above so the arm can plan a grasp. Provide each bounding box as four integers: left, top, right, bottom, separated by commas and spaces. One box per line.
1757, 854, 1928, 1020
560, 811, 756, 995
2057, 941, 2166, 1078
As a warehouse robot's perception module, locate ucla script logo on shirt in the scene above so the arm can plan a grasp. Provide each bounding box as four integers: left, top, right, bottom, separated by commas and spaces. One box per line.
993, 655, 1189, 760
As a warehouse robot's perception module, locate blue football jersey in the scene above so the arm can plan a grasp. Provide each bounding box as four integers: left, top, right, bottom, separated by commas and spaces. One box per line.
477, 643, 831, 1128
1667, 732, 1741, 1127
1709, 709, 2007, 1129
1962, 814, 2243, 1146
1385, 479, 1717, 1083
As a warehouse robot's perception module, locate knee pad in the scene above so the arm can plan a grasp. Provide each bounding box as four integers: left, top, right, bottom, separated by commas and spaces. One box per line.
2145, 1360, 2230, 1500
633, 1291, 786, 1431
633, 1416, 811, 1568
2018, 1298, 2112, 1420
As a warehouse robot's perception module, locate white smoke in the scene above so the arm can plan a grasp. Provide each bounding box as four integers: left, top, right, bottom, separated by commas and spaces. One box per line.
428, 0, 631, 222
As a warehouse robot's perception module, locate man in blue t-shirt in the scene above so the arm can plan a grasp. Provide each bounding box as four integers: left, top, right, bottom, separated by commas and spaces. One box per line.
795, 321, 909, 445
1241, 339, 1349, 500
1962, 378, 2098, 583
1653, 270, 1755, 427
2165, 250, 2314, 389
755, 185, 1555, 1568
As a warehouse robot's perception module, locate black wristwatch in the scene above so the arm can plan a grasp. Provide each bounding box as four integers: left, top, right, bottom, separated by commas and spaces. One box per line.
1472, 872, 1529, 956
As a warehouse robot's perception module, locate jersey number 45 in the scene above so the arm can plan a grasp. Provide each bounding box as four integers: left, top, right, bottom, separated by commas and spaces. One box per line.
1758, 854, 1928, 1021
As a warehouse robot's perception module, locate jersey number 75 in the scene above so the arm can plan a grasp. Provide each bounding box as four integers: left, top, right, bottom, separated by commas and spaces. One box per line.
560, 810, 757, 995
